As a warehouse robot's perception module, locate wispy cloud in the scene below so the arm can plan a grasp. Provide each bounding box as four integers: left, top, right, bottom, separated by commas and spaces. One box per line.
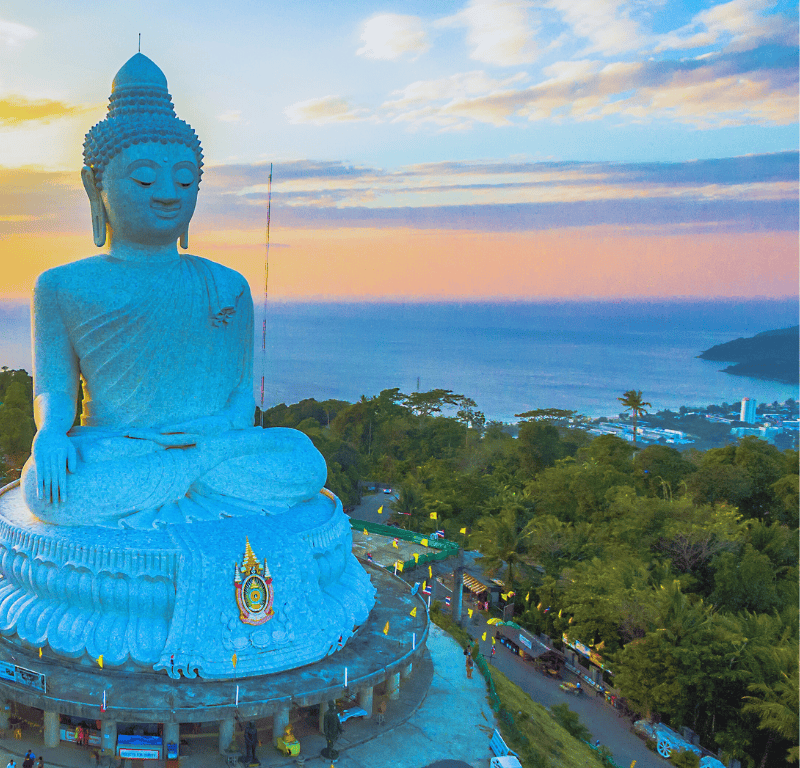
218, 110, 242, 123
357, 14, 430, 61
196, 152, 798, 234
381, 44, 797, 129
284, 95, 373, 125
546, 0, 647, 56
654, 0, 792, 53
436, 0, 541, 66
0, 17, 35, 48
0, 95, 96, 126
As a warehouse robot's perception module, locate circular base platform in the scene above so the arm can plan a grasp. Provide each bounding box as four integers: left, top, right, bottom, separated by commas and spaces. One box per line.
0, 563, 428, 723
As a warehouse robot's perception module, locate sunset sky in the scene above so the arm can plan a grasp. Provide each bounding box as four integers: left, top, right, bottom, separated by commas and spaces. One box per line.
1, 0, 797, 301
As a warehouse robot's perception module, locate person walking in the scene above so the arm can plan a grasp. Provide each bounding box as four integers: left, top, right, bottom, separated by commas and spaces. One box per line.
6, 759, 16, 768
21, 751, 33, 768
466, 654, 474, 679
36, 758, 43, 768
490, 645, 496, 662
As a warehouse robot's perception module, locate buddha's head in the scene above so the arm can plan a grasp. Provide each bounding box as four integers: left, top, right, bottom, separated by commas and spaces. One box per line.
82, 54, 204, 249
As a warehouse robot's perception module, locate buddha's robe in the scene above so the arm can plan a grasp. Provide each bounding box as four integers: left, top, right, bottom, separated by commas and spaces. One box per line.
22, 254, 326, 528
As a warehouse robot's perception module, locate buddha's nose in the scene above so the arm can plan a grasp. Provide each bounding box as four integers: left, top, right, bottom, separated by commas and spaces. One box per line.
152, 178, 180, 204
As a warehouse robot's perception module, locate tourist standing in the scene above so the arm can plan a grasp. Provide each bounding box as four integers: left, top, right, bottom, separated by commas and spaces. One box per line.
466, 654, 474, 679
22, 752, 33, 768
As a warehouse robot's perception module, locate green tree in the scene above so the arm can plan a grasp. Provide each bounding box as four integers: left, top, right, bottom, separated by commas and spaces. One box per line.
742, 643, 799, 766
472, 506, 531, 590
618, 390, 652, 446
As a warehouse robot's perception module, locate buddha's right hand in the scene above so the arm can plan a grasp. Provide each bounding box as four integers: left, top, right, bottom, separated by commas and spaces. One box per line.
32, 429, 77, 504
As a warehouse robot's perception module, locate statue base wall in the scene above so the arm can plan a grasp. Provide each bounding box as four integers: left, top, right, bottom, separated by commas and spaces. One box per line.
0, 482, 376, 679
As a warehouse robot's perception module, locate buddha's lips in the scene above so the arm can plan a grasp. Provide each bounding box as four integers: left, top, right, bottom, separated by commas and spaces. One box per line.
151, 205, 181, 218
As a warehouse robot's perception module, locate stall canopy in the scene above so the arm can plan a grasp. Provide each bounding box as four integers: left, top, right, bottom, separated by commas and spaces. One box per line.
462, 574, 488, 594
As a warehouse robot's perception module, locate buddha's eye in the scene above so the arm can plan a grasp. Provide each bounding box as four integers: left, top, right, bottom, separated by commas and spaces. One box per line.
130, 167, 157, 187
175, 168, 196, 188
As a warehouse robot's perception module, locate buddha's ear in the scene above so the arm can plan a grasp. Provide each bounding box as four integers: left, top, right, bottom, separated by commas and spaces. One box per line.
179, 227, 189, 249
81, 165, 107, 248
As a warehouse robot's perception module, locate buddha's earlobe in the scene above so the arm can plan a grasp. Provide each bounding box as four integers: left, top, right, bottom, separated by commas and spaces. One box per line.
81, 166, 107, 248
179, 228, 189, 249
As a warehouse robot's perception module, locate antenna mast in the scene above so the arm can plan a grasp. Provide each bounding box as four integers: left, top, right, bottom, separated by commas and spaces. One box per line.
259, 163, 273, 427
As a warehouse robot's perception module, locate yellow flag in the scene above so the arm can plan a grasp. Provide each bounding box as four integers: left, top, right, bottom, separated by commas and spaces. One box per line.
428, 565, 433, 578
413, 553, 419, 563
597, 640, 605, 651
429, 512, 437, 519
383, 621, 389, 635
363, 528, 368, 535
377, 505, 383, 514
568, 616, 573, 624
481, 632, 487, 641
232, 653, 237, 668
38, 647, 42, 658
420, 538, 428, 547
468, 609, 473, 618
558, 609, 563, 618
526, 592, 530, 602
396, 561, 404, 572
422, 581, 427, 591
392, 539, 399, 548
537, 602, 542, 610
97, 655, 103, 669
459, 527, 467, 534
492, 637, 496, 645
410, 607, 417, 617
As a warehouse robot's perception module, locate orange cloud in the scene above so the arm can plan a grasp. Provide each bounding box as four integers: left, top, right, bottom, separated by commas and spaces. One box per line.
0, 96, 96, 126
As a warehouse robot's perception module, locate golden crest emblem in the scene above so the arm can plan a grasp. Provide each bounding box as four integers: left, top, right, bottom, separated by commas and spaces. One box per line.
234, 538, 274, 625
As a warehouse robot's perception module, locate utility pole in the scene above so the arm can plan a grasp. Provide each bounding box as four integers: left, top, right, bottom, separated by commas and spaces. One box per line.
453, 546, 465, 627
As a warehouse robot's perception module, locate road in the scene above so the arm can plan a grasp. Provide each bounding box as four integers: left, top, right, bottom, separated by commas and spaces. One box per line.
347, 494, 665, 768
352, 490, 397, 524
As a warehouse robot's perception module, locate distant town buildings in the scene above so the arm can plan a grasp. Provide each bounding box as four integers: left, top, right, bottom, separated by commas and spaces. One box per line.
740, 397, 757, 423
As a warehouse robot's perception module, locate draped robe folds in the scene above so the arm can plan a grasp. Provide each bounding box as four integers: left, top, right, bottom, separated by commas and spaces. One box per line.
74, 254, 251, 430
23, 254, 327, 529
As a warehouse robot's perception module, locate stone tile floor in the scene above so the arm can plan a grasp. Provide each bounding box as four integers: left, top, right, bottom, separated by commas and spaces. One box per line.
0, 625, 496, 768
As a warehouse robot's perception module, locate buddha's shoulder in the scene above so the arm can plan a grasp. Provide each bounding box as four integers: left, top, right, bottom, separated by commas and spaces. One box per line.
185, 255, 251, 296
34, 256, 113, 292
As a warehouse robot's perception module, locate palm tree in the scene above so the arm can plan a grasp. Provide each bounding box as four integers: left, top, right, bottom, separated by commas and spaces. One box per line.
618, 390, 651, 447
471, 506, 531, 590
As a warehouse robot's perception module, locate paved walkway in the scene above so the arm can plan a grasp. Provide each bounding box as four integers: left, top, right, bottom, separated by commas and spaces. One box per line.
0, 625, 497, 768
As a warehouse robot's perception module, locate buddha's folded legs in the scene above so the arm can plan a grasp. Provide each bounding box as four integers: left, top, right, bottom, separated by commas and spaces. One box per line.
22, 427, 327, 526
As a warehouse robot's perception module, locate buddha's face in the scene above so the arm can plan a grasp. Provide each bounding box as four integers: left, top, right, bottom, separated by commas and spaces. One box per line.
99, 141, 199, 246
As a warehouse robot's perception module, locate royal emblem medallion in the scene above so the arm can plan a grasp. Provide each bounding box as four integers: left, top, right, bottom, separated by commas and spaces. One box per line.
234, 538, 274, 625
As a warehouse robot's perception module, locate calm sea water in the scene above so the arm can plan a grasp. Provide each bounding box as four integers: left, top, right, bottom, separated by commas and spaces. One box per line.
2, 299, 798, 420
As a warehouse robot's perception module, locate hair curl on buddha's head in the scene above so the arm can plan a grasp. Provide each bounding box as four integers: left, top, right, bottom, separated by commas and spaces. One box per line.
83, 53, 203, 190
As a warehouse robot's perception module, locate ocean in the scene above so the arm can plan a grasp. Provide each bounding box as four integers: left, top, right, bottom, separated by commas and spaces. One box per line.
2, 299, 798, 421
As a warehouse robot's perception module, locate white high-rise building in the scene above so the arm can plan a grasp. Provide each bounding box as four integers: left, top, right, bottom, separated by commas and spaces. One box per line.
740, 397, 757, 423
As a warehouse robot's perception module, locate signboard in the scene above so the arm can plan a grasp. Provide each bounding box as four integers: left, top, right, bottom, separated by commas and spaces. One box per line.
518, 634, 532, 650
118, 748, 160, 760
14, 665, 46, 693
166, 743, 178, 759
0, 662, 14, 682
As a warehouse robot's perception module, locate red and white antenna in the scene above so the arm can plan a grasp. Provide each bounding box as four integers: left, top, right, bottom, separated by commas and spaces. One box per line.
259, 163, 272, 427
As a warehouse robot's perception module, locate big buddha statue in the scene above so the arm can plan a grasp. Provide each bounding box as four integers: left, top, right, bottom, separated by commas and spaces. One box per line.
0, 54, 375, 679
